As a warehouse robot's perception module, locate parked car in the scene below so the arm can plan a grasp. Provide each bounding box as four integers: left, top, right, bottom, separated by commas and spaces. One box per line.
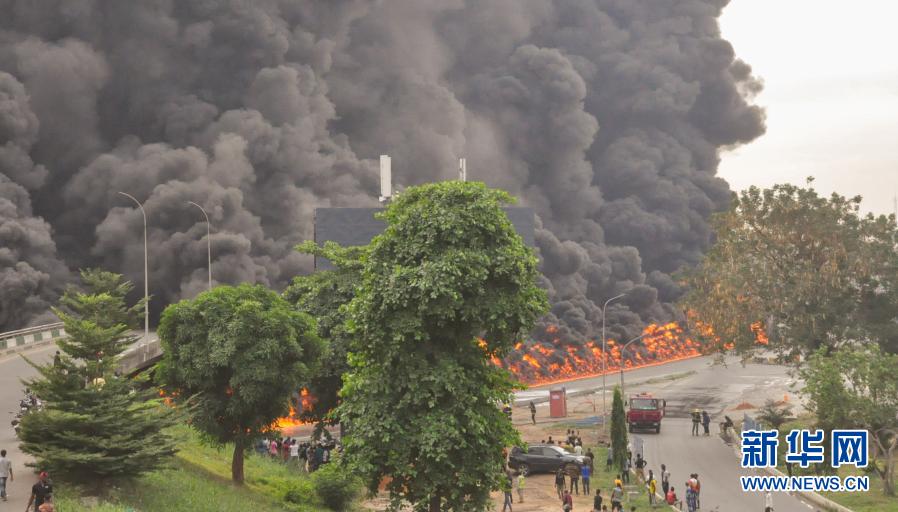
508, 444, 586, 476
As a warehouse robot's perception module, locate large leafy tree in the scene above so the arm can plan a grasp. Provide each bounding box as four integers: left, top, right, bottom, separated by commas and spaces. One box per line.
19, 270, 176, 486
283, 242, 364, 425
682, 180, 898, 357
338, 181, 548, 512
157, 284, 324, 483
801, 346, 898, 495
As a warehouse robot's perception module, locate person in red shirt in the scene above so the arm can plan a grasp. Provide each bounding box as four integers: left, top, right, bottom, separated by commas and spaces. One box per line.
562, 489, 574, 511
666, 485, 679, 506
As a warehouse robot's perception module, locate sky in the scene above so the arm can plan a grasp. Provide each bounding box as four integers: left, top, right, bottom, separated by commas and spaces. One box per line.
719, 0, 898, 215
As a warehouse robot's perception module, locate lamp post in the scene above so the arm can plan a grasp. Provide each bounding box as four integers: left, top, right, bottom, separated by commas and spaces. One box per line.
601, 293, 626, 429
187, 201, 213, 291
118, 192, 149, 360
619, 332, 649, 397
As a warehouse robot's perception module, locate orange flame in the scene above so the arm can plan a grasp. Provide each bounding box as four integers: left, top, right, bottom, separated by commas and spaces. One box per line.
500, 322, 703, 385
275, 388, 315, 428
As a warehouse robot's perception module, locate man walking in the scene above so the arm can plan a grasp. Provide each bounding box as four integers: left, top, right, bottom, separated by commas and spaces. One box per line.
516, 471, 525, 503
691, 409, 701, 436
529, 401, 536, 424
660, 463, 670, 496
634, 453, 646, 484
0, 449, 12, 501
25, 471, 52, 512
581, 463, 592, 495
621, 455, 630, 484
555, 468, 567, 499
502, 475, 513, 512
701, 410, 711, 436
569, 463, 581, 495
610, 482, 624, 512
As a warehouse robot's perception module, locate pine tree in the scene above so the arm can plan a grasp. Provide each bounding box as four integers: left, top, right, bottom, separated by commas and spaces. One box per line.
611, 387, 629, 473
18, 270, 177, 487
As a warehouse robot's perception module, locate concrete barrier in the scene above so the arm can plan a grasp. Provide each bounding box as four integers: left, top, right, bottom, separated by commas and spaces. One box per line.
0, 322, 65, 355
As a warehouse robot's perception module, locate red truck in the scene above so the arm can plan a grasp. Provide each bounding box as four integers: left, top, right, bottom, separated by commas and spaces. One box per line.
626, 393, 666, 433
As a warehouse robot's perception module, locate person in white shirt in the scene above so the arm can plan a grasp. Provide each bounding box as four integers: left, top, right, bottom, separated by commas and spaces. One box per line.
289, 440, 300, 466
0, 449, 12, 501
574, 444, 583, 455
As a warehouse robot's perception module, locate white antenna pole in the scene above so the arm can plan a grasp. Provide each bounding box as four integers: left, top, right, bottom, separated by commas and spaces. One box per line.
459, 158, 467, 182
379, 155, 392, 203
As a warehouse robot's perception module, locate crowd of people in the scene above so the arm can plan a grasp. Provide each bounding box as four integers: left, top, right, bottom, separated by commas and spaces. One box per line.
254, 435, 341, 473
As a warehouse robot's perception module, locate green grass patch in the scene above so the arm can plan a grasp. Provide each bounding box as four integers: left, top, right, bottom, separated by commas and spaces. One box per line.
587, 446, 657, 509
52, 425, 363, 511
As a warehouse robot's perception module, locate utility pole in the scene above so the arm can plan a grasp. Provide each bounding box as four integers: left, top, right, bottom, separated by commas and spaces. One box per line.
117, 192, 149, 361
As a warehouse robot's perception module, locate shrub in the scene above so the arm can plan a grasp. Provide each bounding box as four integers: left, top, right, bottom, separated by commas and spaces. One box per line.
311, 463, 362, 511
284, 479, 317, 504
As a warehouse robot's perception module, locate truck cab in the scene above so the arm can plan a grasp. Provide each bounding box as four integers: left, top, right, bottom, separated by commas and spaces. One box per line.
626, 393, 665, 433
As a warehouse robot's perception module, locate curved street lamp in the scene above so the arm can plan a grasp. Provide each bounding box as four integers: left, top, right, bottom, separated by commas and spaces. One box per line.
601, 293, 627, 428
117, 192, 149, 360
187, 201, 213, 292
619, 332, 650, 397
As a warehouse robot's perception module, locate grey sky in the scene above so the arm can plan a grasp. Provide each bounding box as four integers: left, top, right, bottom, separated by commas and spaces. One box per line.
719, 0, 898, 215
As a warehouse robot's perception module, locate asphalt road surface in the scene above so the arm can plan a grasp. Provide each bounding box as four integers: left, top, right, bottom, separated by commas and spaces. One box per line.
0, 343, 56, 509
518, 357, 815, 512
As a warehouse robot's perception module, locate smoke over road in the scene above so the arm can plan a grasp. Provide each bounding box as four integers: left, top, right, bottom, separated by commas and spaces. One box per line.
0, 1, 764, 351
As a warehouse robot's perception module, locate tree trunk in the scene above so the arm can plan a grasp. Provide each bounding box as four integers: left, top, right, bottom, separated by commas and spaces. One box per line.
232, 436, 245, 484
428, 491, 441, 512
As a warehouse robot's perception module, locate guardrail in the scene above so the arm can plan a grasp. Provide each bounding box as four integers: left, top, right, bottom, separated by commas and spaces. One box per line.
0, 322, 65, 352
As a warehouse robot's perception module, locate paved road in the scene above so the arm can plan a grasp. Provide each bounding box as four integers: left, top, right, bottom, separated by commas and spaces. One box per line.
518, 357, 814, 512
0, 343, 56, 509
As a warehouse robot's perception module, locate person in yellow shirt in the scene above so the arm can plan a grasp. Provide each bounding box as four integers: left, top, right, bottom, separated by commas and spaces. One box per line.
647, 476, 657, 505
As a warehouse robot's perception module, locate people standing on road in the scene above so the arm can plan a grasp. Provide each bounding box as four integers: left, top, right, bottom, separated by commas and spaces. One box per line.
555, 468, 567, 499
569, 464, 581, 495
691, 473, 701, 509
691, 409, 701, 436
0, 449, 12, 501
562, 489, 574, 511
764, 490, 773, 512
685, 480, 698, 512
634, 453, 646, 483
581, 463, 591, 494
647, 474, 657, 506
25, 471, 52, 512
593, 489, 602, 512
660, 463, 670, 496
610, 482, 624, 511
516, 471, 525, 503
529, 401, 537, 424
621, 456, 630, 484
701, 410, 711, 436
501, 474, 513, 512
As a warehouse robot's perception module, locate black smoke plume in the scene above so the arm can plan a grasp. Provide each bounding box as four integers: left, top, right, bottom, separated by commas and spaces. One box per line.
0, 1, 764, 349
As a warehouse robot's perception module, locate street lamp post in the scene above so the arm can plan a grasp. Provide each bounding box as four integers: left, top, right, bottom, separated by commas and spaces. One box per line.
187, 201, 213, 291
118, 192, 149, 361
619, 332, 649, 397
601, 293, 627, 428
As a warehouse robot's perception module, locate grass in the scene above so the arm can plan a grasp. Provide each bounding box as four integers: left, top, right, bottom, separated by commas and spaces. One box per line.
588, 446, 658, 509
52, 425, 357, 511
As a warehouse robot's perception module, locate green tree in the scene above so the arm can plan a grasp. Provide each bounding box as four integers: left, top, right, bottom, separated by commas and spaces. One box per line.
682, 180, 898, 357
610, 387, 628, 472
283, 242, 364, 425
802, 346, 898, 495
157, 284, 324, 483
337, 181, 547, 512
19, 271, 176, 487
756, 399, 795, 430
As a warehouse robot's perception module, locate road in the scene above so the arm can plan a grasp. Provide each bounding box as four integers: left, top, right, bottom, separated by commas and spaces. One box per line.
518, 357, 814, 512
0, 343, 56, 509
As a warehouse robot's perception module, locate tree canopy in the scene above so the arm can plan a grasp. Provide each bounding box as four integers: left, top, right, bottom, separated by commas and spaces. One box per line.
337, 181, 547, 512
681, 180, 898, 357
801, 345, 898, 495
283, 242, 365, 425
610, 387, 628, 472
157, 284, 324, 483
19, 270, 176, 486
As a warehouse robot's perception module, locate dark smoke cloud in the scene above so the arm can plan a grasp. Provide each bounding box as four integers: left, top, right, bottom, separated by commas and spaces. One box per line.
0, 1, 763, 344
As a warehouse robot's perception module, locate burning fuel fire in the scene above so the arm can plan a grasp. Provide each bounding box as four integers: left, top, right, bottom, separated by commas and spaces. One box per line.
501, 322, 703, 386
275, 388, 314, 429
